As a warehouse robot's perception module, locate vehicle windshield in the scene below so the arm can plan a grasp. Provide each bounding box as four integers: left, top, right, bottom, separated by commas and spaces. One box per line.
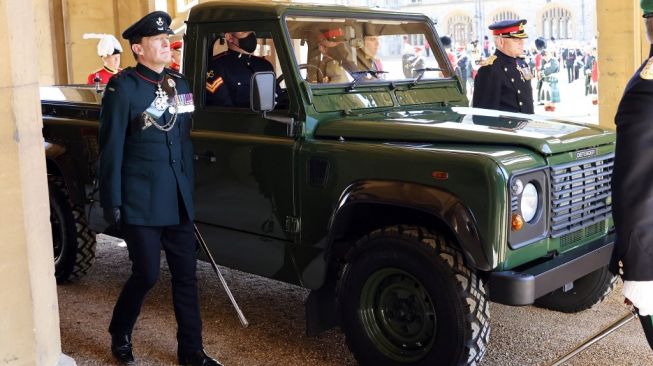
285, 15, 452, 86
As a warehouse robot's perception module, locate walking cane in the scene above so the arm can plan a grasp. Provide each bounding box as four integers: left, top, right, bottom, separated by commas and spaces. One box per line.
194, 224, 249, 327
547, 310, 637, 366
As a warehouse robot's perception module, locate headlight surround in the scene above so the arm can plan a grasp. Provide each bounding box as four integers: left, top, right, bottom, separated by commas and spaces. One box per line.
520, 183, 539, 222
509, 169, 548, 249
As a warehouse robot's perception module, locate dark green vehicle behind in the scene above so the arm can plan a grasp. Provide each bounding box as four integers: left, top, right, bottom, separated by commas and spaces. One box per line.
42, 2, 616, 365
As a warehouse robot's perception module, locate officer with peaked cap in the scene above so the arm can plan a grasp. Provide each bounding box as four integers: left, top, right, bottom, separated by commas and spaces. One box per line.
99, 10, 222, 365
472, 19, 534, 114
84, 33, 123, 84
611, 0, 653, 351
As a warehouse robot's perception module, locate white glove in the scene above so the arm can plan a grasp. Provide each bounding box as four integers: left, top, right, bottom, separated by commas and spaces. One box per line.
623, 280, 653, 316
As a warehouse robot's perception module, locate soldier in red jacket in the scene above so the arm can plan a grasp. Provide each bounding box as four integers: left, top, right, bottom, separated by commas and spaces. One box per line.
84, 33, 123, 85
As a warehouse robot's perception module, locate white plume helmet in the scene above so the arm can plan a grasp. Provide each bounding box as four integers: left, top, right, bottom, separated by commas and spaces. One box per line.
83, 33, 123, 57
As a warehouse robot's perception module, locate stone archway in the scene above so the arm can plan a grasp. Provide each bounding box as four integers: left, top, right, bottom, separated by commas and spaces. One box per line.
538, 3, 574, 40
489, 8, 520, 26
444, 11, 474, 47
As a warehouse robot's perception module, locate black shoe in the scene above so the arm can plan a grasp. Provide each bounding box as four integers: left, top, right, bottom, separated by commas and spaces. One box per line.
178, 349, 222, 366
111, 333, 135, 364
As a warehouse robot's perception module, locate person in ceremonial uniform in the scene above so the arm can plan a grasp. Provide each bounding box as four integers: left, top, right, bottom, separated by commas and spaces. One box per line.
611, 0, 653, 351
98, 11, 221, 365
472, 19, 534, 114
170, 40, 183, 72
205, 31, 273, 107
84, 33, 123, 85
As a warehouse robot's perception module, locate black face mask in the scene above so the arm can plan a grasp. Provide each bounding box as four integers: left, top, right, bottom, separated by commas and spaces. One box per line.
237, 33, 258, 53
327, 43, 349, 62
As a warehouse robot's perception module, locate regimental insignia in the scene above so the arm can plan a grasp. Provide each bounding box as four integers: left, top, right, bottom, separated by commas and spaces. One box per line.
154, 84, 169, 111
167, 78, 176, 88
640, 56, 653, 80
480, 54, 497, 67
206, 70, 215, 79
206, 77, 224, 93
156, 17, 164, 27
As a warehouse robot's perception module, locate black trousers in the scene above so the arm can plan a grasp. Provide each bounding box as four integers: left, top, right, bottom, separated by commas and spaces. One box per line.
638, 310, 653, 351
108, 213, 202, 352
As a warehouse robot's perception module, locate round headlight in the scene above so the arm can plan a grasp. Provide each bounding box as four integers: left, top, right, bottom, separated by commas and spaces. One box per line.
520, 183, 539, 222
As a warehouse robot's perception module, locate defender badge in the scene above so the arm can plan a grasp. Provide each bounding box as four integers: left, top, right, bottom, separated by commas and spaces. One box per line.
575, 148, 597, 160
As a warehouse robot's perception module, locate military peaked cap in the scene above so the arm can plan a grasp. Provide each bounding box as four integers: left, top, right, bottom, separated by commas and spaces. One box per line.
122, 11, 174, 40
489, 19, 528, 39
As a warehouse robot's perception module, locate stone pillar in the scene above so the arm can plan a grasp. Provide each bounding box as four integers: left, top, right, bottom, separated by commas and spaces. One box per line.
0, 1, 72, 365
596, 0, 647, 129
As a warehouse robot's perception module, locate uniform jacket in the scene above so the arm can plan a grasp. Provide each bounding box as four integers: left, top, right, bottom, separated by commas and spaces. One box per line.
99, 63, 195, 226
611, 46, 653, 281
472, 49, 534, 114
205, 49, 273, 107
87, 66, 121, 85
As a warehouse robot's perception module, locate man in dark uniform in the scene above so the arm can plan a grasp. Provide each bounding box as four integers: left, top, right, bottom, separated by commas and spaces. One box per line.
472, 19, 534, 114
611, 0, 653, 351
205, 31, 273, 107
99, 11, 221, 365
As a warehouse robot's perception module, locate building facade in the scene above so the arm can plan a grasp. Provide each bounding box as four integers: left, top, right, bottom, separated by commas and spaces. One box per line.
295, 0, 596, 48
400, 0, 596, 48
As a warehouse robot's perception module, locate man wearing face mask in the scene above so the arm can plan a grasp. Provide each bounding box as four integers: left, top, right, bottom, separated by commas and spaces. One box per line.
205, 31, 273, 107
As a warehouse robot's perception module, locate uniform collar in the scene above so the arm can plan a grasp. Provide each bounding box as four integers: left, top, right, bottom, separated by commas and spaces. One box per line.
136, 63, 166, 83
495, 49, 517, 63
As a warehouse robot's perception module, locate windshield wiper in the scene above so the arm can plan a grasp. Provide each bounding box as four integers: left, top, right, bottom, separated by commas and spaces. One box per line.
410, 67, 442, 88
347, 70, 389, 91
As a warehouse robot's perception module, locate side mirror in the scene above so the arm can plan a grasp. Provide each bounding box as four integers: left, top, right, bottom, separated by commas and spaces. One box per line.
250, 71, 276, 113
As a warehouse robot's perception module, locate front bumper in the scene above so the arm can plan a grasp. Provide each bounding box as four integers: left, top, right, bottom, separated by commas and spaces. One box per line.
488, 233, 615, 306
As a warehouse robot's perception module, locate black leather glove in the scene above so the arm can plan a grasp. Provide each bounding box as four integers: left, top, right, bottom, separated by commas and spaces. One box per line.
103, 207, 121, 226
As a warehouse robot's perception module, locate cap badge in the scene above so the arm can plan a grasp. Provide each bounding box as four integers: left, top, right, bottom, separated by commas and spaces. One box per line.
519, 23, 524, 31
156, 17, 164, 27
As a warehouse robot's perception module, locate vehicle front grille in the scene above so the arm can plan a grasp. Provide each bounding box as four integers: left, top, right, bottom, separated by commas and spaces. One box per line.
550, 154, 614, 238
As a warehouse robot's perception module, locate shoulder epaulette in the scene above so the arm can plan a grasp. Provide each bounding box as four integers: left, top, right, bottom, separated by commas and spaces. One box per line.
641, 56, 653, 80
479, 55, 497, 67
110, 67, 133, 81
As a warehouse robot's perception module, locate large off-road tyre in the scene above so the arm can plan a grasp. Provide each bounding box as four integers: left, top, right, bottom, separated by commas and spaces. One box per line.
534, 266, 617, 313
49, 176, 96, 283
338, 225, 490, 366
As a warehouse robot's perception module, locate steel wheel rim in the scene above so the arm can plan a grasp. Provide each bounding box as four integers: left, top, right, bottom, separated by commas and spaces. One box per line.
359, 267, 436, 362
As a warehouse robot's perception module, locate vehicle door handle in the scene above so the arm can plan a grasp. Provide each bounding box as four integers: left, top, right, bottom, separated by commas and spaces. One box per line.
193, 152, 217, 163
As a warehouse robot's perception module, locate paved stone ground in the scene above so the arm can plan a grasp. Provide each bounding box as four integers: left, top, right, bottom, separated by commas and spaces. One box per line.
57, 235, 652, 366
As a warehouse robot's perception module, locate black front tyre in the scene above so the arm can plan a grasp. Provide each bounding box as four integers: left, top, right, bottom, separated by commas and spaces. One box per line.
338, 225, 490, 366
534, 266, 617, 313
49, 176, 96, 283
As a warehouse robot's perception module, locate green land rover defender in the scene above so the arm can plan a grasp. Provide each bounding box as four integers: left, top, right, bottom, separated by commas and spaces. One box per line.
42, 2, 616, 365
